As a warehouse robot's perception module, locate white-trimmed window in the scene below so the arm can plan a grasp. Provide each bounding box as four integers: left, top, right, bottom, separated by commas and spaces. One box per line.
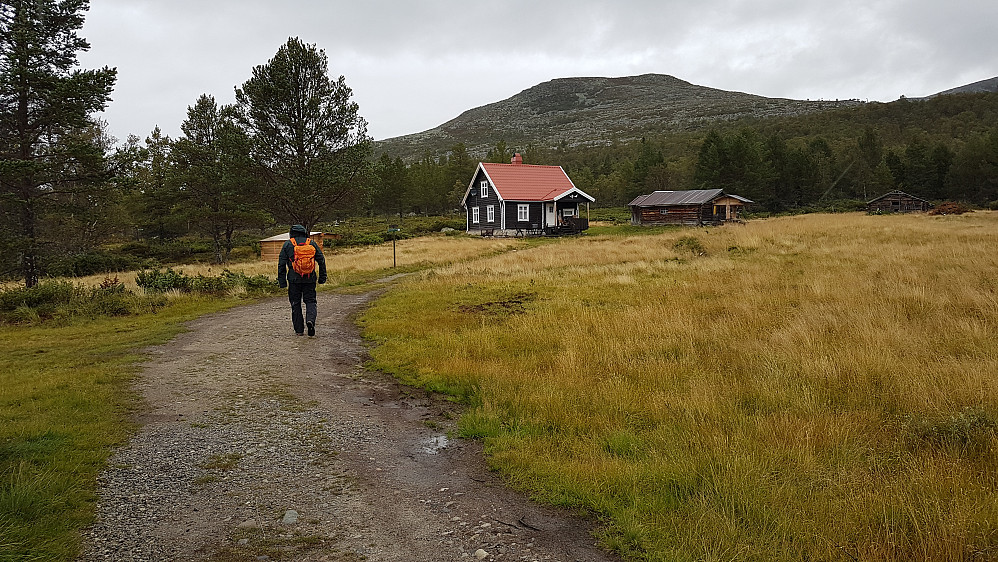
480, 180, 488, 198
486, 205, 495, 222
517, 204, 529, 222
472, 206, 480, 223
562, 207, 576, 218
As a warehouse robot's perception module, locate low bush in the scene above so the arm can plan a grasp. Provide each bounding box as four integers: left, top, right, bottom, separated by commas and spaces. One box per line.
136, 268, 190, 292
1, 268, 280, 325
0, 277, 165, 325
673, 235, 706, 256
118, 239, 214, 263
928, 201, 973, 215
136, 268, 280, 296
44, 250, 157, 278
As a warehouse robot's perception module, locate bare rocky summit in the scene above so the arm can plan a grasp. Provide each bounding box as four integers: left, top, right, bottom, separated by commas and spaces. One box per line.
931, 75, 998, 97
377, 73, 861, 160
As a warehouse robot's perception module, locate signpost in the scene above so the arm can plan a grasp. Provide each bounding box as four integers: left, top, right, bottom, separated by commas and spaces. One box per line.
387, 224, 401, 268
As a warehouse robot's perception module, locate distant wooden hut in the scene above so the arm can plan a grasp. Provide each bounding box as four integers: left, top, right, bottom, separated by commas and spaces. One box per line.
260, 231, 324, 261
866, 190, 931, 213
629, 189, 753, 226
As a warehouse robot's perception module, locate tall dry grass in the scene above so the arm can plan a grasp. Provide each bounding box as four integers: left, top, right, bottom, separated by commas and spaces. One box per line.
363, 212, 998, 561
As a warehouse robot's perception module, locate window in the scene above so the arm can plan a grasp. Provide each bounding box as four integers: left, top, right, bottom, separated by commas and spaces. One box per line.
486, 205, 495, 222
517, 204, 529, 222
562, 207, 576, 218
480, 180, 488, 198
472, 206, 480, 223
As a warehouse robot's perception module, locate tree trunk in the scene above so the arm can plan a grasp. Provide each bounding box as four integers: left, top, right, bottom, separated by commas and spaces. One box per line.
212, 229, 224, 265
20, 184, 39, 288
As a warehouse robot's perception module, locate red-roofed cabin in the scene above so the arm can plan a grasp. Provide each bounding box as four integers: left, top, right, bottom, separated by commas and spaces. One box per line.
461, 153, 595, 236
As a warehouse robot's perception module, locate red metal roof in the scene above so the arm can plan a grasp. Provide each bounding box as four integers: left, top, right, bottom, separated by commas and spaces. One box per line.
480, 162, 583, 201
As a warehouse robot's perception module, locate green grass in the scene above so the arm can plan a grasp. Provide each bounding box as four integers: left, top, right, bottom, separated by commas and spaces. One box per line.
0, 296, 238, 560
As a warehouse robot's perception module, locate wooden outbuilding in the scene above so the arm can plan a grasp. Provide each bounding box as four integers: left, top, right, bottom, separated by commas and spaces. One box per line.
629, 189, 752, 226
866, 190, 931, 213
461, 153, 595, 236
260, 231, 324, 261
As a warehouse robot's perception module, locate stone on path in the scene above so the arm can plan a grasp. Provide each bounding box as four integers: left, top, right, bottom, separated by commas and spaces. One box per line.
282, 509, 299, 524
474, 548, 489, 560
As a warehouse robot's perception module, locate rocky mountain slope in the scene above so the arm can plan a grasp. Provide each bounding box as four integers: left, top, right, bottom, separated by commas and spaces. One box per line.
376, 73, 860, 160
932, 75, 998, 97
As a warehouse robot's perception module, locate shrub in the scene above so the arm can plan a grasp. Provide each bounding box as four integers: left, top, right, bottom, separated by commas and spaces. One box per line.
136, 268, 190, 292
0, 281, 75, 311
224, 271, 280, 294
673, 235, 706, 256
44, 251, 155, 278
928, 201, 973, 215
909, 407, 997, 455
0, 277, 150, 324
118, 239, 214, 263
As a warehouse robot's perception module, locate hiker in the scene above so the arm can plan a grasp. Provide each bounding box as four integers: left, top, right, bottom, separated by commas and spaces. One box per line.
277, 224, 327, 336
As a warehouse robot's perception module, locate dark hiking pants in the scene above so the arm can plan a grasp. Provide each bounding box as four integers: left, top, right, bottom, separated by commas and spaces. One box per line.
288, 281, 317, 334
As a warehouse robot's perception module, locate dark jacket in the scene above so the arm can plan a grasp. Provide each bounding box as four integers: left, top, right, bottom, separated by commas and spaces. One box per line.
278, 224, 327, 288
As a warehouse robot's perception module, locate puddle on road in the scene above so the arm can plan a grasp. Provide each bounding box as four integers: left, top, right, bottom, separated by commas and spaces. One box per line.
422, 434, 449, 454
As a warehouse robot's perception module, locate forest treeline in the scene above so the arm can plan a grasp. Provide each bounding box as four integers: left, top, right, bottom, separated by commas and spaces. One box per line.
3, 1, 997, 286
374, 92, 998, 213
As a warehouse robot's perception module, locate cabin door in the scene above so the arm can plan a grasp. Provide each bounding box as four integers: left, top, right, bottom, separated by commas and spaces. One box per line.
545, 203, 556, 228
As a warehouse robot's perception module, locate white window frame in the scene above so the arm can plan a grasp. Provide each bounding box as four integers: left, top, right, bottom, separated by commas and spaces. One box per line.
562, 207, 576, 218
472, 206, 480, 223
486, 205, 495, 222
480, 180, 488, 198
517, 204, 529, 222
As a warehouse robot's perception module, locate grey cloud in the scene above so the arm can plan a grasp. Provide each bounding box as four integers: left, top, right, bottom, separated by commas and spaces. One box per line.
77, 0, 997, 142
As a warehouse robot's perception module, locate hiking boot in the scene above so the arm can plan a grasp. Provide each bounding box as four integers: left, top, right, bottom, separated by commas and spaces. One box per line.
306, 321, 315, 337
295, 331, 304, 336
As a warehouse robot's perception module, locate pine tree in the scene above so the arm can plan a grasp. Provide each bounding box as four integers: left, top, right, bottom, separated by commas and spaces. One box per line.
234, 37, 371, 231
0, 0, 116, 286
173, 95, 264, 263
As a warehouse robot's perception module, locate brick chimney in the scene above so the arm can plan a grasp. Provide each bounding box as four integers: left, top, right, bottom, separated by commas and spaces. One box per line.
511, 153, 523, 165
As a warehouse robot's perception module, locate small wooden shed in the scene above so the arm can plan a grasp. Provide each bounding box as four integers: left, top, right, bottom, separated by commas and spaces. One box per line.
866, 190, 931, 213
260, 231, 324, 261
629, 189, 752, 226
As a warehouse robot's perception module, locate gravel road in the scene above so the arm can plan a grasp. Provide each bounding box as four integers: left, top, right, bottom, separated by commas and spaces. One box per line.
79, 286, 618, 562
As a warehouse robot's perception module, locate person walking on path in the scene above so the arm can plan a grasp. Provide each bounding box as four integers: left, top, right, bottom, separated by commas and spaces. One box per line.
278, 224, 327, 336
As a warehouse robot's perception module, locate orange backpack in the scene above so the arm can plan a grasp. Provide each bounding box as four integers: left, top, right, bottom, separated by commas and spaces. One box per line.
290, 238, 316, 276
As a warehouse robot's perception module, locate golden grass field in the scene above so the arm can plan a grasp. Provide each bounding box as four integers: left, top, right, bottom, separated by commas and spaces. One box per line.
361, 212, 998, 561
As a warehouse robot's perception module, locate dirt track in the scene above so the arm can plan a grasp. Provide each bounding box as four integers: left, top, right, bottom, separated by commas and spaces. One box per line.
80, 286, 618, 562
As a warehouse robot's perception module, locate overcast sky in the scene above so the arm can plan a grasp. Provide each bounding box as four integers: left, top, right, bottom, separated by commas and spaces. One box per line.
77, 0, 997, 144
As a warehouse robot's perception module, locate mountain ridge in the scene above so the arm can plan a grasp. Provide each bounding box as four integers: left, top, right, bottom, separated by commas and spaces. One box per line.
376, 73, 998, 161
375, 73, 860, 160
932, 75, 998, 97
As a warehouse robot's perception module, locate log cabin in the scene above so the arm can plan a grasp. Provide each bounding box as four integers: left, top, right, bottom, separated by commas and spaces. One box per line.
866, 190, 931, 213
629, 189, 752, 226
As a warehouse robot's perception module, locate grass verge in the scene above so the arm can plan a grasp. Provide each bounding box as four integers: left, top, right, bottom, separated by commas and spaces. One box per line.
0, 296, 238, 560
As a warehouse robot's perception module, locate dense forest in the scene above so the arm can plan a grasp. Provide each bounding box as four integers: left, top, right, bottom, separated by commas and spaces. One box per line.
372, 92, 998, 214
